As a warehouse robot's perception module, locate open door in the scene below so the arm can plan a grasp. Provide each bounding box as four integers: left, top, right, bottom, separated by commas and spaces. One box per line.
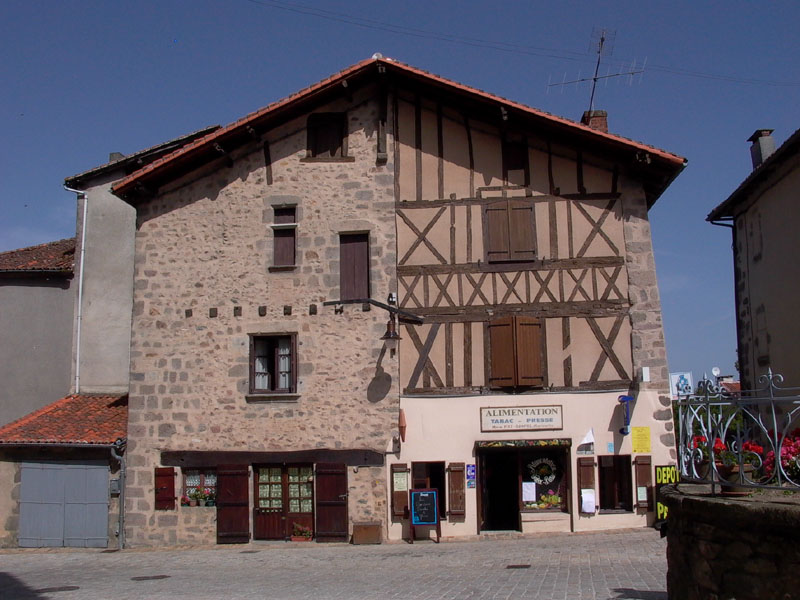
314, 463, 348, 542
217, 464, 250, 544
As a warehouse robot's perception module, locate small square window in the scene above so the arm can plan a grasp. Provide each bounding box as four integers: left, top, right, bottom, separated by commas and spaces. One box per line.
250, 334, 296, 394
183, 468, 216, 504
307, 113, 348, 158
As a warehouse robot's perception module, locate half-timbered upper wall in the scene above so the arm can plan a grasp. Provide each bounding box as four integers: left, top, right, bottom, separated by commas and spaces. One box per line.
394, 90, 660, 395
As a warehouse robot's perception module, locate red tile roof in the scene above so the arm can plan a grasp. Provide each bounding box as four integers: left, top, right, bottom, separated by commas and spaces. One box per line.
113, 56, 685, 199
0, 394, 128, 445
0, 238, 75, 273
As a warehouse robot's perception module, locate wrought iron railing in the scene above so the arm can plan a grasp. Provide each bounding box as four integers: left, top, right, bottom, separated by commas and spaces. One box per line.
674, 370, 800, 493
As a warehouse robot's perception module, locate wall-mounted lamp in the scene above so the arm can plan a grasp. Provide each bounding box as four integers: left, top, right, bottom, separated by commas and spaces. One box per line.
381, 315, 401, 356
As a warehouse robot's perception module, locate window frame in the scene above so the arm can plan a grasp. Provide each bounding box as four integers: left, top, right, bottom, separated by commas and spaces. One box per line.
598, 454, 633, 512
411, 461, 447, 521
302, 112, 353, 162
502, 138, 530, 186
269, 205, 297, 271
483, 199, 536, 263
248, 333, 298, 397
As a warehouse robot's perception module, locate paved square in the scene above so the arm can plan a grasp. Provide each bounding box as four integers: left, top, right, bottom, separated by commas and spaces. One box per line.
0, 529, 667, 600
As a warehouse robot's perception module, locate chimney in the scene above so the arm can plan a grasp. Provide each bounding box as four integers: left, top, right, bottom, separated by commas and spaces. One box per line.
747, 129, 775, 170
109, 152, 125, 162
581, 110, 608, 133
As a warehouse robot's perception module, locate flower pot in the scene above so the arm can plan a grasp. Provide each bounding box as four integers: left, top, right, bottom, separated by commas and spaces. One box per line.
205, 500, 215, 507
189, 500, 197, 507
290, 536, 312, 542
198, 499, 206, 507
716, 462, 754, 496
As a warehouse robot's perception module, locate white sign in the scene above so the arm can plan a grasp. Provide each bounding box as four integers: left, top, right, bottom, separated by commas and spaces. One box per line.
670, 371, 693, 399
522, 482, 537, 502
480, 406, 563, 432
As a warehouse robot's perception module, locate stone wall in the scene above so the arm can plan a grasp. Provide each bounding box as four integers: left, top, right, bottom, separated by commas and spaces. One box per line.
661, 484, 800, 600
124, 87, 398, 546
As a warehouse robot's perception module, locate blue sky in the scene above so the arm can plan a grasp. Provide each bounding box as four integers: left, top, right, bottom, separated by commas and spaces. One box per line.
2, 1, 799, 381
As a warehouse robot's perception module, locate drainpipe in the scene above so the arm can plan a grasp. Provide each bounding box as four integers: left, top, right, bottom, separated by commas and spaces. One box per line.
64, 185, 88, 394
110, 437, 127, 550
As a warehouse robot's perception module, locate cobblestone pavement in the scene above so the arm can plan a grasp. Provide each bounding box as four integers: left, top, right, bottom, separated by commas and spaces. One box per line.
0, 529, 667, 600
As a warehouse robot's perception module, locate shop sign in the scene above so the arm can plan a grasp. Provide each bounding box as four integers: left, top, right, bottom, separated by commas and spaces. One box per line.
654, 464, 679, 524
480, 405, 563, 432
466, 464, 476, 489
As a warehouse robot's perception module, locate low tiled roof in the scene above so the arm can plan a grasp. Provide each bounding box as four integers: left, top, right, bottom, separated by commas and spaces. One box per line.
113, 56, 685, 203
0, 238, 75, 273
0, 394, 128, 446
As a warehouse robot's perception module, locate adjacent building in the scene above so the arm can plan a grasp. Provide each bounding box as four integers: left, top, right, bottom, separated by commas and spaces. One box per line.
707, 128, 800, 389
110, 57, 685, 545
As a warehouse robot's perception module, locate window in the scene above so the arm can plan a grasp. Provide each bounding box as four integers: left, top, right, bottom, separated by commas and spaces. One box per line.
184, 468, 217, 503
306, 113, 348, 159
598, 455, 632, 512
484, 200, 536, 262
503, 140, 529, 186
339, 233, 370, 300
271, 206, 296, 269
250, 334, 296, 394
488, 315, 545, 388
411, 461, 446, 521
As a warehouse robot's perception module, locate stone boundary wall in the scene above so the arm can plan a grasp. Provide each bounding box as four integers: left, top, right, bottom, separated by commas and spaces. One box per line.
661, 483, 800, 600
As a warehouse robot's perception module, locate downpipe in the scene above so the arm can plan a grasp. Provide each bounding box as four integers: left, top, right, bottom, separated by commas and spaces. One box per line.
110, 438, 127, 550
64, 184, 88, 394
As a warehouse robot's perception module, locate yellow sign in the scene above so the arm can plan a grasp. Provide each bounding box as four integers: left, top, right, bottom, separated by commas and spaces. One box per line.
631, 426, 651, 453
654, 465, 679, 522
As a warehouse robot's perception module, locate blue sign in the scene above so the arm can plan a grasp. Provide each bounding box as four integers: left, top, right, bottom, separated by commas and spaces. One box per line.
410, 489, 438, 526
466, 464, 476, 480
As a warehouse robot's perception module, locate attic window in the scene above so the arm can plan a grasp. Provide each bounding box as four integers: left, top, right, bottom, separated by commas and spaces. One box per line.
303, 113, 353, 162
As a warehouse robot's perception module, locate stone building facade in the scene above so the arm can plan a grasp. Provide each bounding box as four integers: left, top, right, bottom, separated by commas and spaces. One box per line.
112, 57, 685, 545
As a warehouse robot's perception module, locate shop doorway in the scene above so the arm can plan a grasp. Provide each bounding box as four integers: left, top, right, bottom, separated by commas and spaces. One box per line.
477, 442, 571, 533
480, 450, 520, 531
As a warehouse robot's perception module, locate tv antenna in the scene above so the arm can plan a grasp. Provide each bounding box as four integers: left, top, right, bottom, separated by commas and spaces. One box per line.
547, 28, 645, 112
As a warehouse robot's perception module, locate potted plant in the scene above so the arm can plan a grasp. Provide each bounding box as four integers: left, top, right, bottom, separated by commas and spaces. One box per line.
204, 488, 216, 507
180, 494, 191, 507
290, 522, 312, 541
189, 488, 206, 506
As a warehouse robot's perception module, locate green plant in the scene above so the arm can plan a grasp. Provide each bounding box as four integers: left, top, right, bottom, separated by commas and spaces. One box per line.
292, 522, 312, 538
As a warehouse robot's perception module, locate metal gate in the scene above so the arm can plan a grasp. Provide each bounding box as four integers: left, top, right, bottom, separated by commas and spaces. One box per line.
18, 461, 109, 548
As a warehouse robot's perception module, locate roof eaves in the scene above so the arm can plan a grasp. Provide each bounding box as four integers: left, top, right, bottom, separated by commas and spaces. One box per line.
112, 56, 685, 199
65, 124, 221, 186
707, 127, 800, 221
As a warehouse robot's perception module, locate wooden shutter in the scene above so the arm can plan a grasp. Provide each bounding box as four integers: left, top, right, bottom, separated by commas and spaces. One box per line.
515, 316, 545, 387
577, 457, 596, 514
216, 464, 250, 544
485, 201, 511, 262
634, 455, 653, 510
508, 201, 536, 260
273, 206, 296, 268
488, 316, 515, 387
391, 463, 410, 518
154, 467, 175, 510
447, 462, 466, 521
315, 463, 349, 542
309, 113, 345, 158
340, 233, 370, 300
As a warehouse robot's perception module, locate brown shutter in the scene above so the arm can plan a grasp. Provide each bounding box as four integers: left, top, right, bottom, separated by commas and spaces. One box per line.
340, 233, 370, 300
154, 467, 175, 510
515, 316, 545, 387
216, 464, 250, 544
577, 457, 596, 514
634, 455, 653, 510
488, 316, 515, 387
508, 200, 536, 260
485, 201, 511, 262
447, 462, 466, 521
391, 463, 410, 518
273, 229, 295, 266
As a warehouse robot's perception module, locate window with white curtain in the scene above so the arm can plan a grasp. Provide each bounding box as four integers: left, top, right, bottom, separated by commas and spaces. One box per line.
250, 334, 296, 394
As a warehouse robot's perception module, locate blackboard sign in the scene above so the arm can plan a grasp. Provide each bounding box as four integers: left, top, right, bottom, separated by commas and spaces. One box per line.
410, 488, 438, 526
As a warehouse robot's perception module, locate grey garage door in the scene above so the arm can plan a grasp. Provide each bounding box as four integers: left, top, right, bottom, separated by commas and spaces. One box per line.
19, 461, 109, 548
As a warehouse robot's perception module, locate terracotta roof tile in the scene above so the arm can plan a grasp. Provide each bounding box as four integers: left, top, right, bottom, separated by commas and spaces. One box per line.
0, 238, 75, 273
113, 56, 685, 197
0, 394, 128, 445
